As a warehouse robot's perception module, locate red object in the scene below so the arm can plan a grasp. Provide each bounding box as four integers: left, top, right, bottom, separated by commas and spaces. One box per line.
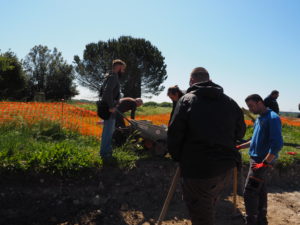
236, 145, 242, 150
252, 162, 271, 170
287, 152, 297, 155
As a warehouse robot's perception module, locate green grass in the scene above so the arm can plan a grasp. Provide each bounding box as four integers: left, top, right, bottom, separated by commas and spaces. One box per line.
70, 100, 172, 116
68, 101, 97, 111
0, 118, 146, 175
135, 105, 171, 115
1, 102, 299, 175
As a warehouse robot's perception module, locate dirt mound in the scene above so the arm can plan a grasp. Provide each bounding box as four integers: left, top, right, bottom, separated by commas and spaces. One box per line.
0, 159, 299, 225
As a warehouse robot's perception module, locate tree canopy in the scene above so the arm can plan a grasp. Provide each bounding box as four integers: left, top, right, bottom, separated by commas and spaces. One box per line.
23, 45, 78, 100
0, 51, 27, 100
74, 36, 167, 98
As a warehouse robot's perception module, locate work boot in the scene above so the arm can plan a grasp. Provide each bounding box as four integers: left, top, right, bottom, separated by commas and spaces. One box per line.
257, 218, 268, 225
245, 215, 258, 225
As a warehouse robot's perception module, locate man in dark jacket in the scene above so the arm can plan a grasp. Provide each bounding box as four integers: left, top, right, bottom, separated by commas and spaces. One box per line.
115, 97, 143, 128
264, 90, 279, 114
167, 67, 246, 225
100, 59, 126, 159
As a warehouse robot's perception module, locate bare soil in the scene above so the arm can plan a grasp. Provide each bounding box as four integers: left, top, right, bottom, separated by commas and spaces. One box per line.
0, 159, 299, 225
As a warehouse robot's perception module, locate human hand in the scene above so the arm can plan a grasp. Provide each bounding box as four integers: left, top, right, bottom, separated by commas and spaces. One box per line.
251, 161, 272, 170
235, 145, 244, 150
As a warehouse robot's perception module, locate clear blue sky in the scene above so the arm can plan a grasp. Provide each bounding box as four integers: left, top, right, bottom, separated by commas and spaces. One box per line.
1, 0, 299, 111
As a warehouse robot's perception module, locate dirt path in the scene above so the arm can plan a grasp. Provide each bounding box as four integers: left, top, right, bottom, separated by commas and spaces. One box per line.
123, 191, 300, 225
0, 160, 299, 225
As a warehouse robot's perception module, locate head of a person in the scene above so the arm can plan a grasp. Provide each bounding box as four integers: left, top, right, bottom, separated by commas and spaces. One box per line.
112, 59, 126, 75
270, 90, 279, 99
189, 67, 210, 86
167, 85, 184, 102
245, 94, 267, 115
135, 98, 143, 107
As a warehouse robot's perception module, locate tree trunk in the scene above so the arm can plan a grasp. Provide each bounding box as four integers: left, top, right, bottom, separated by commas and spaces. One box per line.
122, 69, 141, 98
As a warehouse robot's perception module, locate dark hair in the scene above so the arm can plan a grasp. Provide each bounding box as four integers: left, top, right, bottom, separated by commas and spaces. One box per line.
167, 85, 184, 98
271, 90, 279, 95
191, 67, 210, 82
245, 94, 264, 103
112, 59, 126, 67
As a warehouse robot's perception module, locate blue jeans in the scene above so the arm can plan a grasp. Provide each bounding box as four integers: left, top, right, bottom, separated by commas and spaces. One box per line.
100, 115, 116, 159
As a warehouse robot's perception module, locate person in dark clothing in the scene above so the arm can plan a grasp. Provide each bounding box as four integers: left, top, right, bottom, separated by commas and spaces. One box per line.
115, 97, 143, 128
167, 85, 184, 125
237, 94, 283, 225
167, 67, 246, 225
264, 90, 279, 114
100, 59, 126, 159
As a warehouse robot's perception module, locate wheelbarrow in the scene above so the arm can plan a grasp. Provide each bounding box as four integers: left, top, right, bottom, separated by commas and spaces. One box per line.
112, 110, 168, 156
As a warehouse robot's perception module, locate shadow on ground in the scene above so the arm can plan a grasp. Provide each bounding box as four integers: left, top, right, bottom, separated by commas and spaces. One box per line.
1, 157, 299, 225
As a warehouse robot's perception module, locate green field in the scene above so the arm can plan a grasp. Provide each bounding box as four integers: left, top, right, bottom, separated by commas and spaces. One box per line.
0, 104, 299, 175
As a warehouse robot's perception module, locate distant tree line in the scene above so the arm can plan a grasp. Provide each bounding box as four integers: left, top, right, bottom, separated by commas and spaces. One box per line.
0, 36, 167, 101
143, 101, 172, 107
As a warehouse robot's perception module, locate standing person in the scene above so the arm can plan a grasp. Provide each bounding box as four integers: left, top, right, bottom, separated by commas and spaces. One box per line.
237, 94, 283, 225
99, 59, 126, 160
115, 97, 143, 128
167, 85, 184, 125
167, 67, 246, 225
264, 90, 280, 114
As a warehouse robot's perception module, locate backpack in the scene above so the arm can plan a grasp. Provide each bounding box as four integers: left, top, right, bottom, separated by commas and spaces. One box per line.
96, 100, 111, 120
96, 75, 111, 120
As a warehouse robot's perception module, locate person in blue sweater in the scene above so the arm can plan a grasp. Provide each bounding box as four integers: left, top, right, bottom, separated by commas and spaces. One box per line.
237, 94, 283, 225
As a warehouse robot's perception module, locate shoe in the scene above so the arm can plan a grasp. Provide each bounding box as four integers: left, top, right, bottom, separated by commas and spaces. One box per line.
102, 157, 118, 167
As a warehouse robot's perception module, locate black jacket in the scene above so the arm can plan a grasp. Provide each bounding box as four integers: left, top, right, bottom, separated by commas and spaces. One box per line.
100, 72, 121, 109
167, 81, 246, 178
168, 100, 178, 125
264, 95, 279, 114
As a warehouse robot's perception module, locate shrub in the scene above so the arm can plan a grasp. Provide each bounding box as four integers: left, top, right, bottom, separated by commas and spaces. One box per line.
143, 101, 158, 107
159, 102, 172, 107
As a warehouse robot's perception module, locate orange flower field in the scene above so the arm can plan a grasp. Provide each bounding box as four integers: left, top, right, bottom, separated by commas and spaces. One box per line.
0, 102, 299, 139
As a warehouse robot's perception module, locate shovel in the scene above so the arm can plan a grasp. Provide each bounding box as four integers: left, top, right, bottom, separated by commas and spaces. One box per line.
156, 166, 181, 225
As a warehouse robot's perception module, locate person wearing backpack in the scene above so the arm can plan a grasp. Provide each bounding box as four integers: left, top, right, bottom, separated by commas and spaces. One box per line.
99, 59, 126, 160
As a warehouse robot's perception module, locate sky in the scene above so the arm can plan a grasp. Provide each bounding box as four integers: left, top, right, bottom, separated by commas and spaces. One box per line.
1, 0, 300, 112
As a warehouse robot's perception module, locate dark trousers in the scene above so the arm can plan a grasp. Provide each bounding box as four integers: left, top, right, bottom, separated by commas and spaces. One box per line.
182, 171, 230, 225
244, 159, 268, 225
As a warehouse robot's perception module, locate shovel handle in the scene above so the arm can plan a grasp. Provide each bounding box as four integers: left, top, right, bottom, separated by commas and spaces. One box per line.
233, 167, 238, 213
157, 166, 181, 225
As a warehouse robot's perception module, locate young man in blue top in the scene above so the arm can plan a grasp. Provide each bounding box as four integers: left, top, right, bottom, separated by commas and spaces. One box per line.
237, 94, 283, 225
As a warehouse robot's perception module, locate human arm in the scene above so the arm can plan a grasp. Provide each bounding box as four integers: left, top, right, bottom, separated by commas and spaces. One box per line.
167, 97, 191, 162
235, 106, 247, 141
268, 116, 283, 156
130, 103, 137, 119
236, 141, 251, 150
